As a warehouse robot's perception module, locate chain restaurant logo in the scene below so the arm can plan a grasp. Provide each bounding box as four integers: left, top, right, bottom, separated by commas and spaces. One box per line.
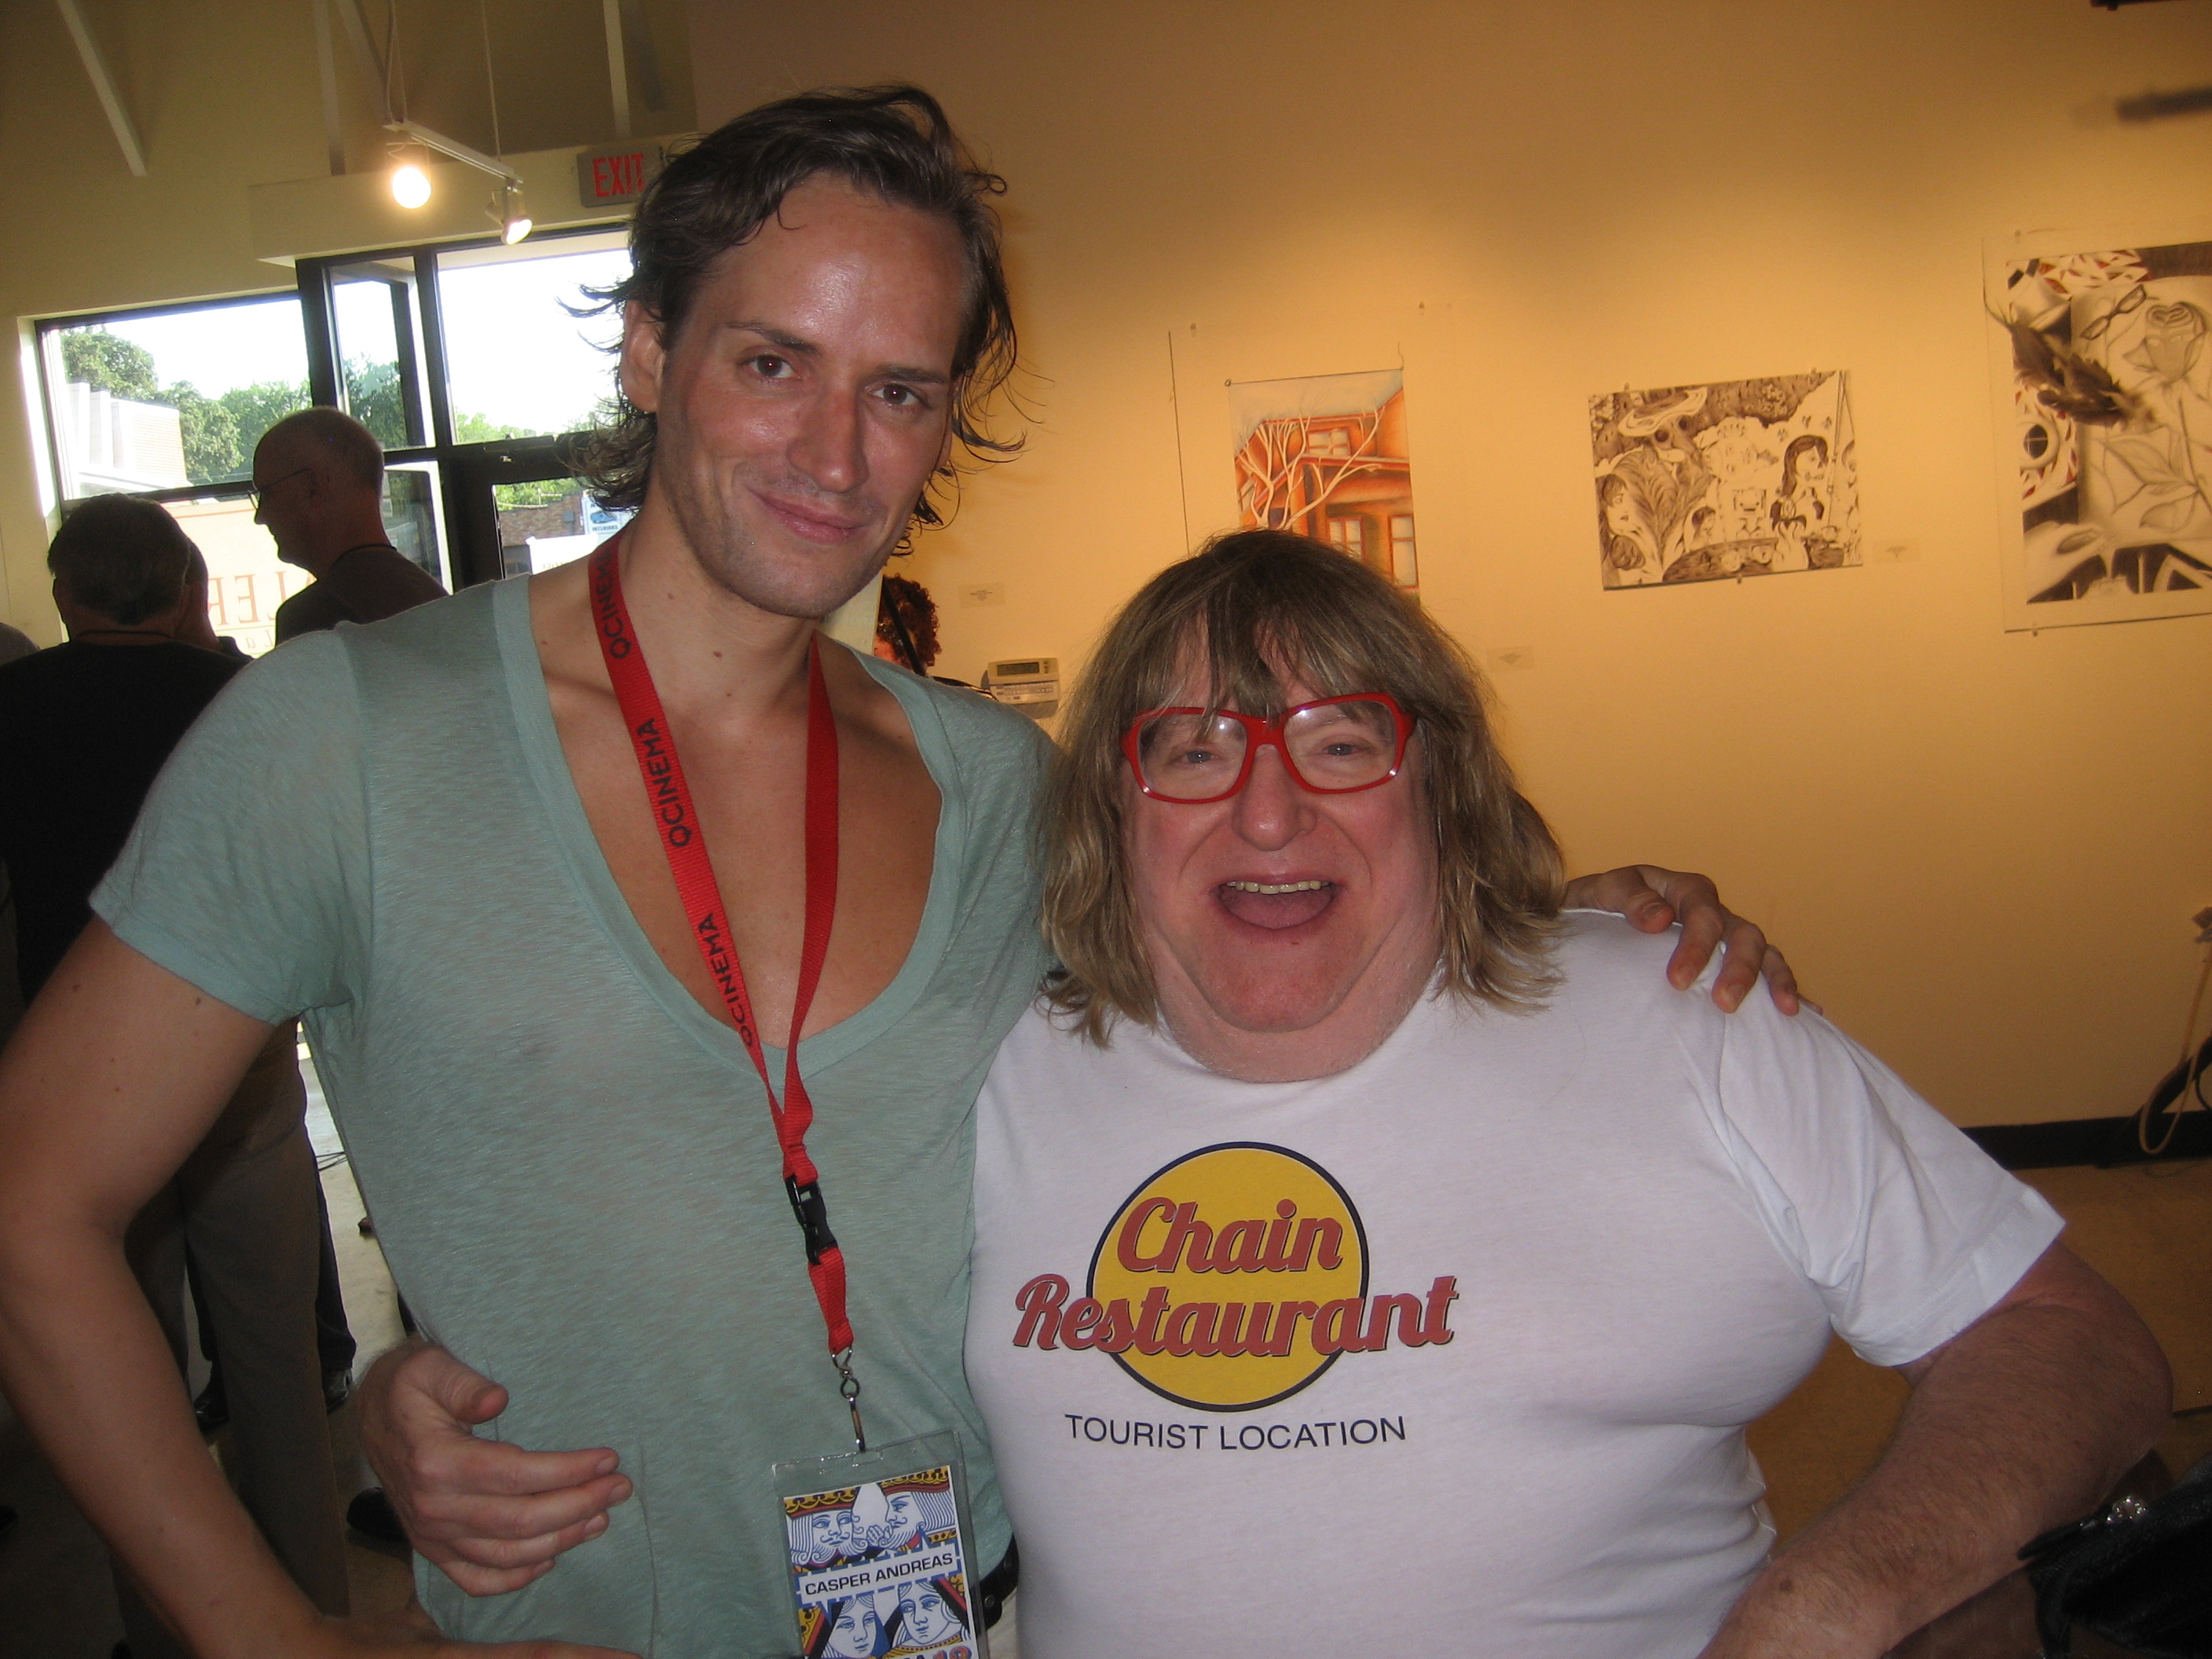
1009, 1143, 1456, 1412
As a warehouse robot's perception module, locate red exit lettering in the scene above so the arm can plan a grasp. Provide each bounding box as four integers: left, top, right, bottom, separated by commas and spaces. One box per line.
590, 151, 646, 200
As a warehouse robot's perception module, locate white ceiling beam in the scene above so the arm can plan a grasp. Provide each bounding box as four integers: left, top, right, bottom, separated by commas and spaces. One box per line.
620, 0, 665, 113
334, 0, 390, 123
602, 0, 631, 139
311, 0, 346, 174
54, 0, 147, 177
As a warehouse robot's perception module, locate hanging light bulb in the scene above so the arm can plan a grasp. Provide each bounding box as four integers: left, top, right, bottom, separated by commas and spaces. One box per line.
494, 181, 533, 245
390, 156, 432, 209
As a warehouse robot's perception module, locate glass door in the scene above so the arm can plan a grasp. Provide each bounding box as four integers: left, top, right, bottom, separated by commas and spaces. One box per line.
298, 227, 633, 592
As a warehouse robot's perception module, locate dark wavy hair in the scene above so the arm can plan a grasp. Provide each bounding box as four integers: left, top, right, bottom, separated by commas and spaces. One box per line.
573, 84, 1019, 518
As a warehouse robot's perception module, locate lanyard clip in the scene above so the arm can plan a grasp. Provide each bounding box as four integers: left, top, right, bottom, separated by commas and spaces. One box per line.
784, 1175, 838, 1266
833, 1346, 866, 1453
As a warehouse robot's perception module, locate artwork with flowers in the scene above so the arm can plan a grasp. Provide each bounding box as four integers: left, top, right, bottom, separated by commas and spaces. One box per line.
1991, 236, 2212, 627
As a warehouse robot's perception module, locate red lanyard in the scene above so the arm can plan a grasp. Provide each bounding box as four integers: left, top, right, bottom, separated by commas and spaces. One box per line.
588, 538, 859, 1382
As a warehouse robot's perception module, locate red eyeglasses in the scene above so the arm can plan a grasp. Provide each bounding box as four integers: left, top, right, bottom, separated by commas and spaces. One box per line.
1123, 693, 1415, 804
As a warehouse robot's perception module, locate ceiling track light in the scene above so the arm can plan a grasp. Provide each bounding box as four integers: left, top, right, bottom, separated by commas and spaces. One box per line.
380, 120, 529, 241
374, 4, 529, 244
494, 180, 533, 245
389, 148, 432, 209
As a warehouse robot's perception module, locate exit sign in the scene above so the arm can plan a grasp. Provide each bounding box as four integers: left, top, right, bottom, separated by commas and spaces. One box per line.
577, 143, 660, 207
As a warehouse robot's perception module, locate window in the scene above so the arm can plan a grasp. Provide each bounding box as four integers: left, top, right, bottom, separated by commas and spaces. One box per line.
1305, 425, 1352, 459
1389, 513, 1419, 588
328, 258, 431, 449
35, 224, 634, 617
436, 231, 630, 442
1326, 515, 1367, 558
162, 498, 303, 658
38, 297, 313, 501
302, 226, 635, 587
146, 465, 447, 658
495, 482, 632, 576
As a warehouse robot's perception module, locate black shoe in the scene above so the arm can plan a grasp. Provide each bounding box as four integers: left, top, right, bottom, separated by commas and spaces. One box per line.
347, 1487, 407, 1547
193, 1372, 229, 1434
324, 1365, 353, 1413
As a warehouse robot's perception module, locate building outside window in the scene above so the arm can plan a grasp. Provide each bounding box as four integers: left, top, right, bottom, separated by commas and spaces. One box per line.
40, 297, 313, 500
38, 298, 316, 655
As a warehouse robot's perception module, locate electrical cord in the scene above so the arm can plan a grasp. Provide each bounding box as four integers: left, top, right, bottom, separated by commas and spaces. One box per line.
2137, 937, 2212, 1156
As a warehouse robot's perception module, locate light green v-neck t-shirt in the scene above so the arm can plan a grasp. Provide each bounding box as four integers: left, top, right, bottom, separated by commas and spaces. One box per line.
95, 576, 1052, 1656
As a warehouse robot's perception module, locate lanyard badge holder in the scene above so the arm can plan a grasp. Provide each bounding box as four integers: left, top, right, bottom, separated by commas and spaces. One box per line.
590, 541, 987, 1659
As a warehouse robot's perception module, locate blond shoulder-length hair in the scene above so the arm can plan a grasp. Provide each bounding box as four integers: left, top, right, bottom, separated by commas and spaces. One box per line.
1043, 529, 1563, 1042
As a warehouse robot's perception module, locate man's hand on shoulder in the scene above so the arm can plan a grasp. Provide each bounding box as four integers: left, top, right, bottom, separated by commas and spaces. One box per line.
359, 1339, 632, 1596
1562, 864, 1811, 1015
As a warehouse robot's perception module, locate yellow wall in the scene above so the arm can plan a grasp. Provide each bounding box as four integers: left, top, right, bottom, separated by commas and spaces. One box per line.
691, 0, 2212, 1126
3, 2, 2206, 1130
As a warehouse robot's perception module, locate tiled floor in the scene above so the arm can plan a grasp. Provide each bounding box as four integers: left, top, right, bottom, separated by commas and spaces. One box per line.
2, 1153, 2207, 1655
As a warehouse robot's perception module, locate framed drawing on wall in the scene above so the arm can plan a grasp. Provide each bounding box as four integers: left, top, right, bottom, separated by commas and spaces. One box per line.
1228, 368, 1421, 595
1987, 228, 2212, 630
1588, 372, 1860, 590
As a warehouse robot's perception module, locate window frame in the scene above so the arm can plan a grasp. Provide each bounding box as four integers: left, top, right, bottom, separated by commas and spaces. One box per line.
32, 287, 318, 514
297, 222, 628, 589
32, 220, 630, 595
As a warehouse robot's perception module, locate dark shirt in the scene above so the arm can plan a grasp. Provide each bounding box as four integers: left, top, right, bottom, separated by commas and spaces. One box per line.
0, 640, 240, 996
274, 543, 446, 643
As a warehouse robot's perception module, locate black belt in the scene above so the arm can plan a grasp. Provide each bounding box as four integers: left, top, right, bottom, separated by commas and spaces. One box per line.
976, 1539, 1020, 1629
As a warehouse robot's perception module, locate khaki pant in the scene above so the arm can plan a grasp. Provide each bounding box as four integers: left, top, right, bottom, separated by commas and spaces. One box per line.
115, 1027, 349, 1656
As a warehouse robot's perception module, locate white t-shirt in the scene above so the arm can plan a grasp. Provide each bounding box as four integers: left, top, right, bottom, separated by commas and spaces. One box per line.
967, 914, 2062, 1659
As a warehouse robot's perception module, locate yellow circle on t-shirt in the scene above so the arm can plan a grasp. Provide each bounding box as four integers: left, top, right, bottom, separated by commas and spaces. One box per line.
1086, 1142, 1368, 1411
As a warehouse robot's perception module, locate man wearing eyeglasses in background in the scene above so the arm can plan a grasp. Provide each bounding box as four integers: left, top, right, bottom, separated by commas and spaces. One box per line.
225, 407, 450, 1488
251, 407, 444, 643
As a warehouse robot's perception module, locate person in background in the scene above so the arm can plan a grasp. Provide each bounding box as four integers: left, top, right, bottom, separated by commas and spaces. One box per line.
0, 496, 348, 1657
176, 546, 251, 663
251, 405, 452, 1539
252, 407, 445, 643
873, 570, 941, 674
0, 617, 30, 1551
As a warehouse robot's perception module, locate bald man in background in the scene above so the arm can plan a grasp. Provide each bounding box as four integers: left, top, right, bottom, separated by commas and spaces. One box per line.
232, 408, 449, 1491
251, 408, 445, 643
